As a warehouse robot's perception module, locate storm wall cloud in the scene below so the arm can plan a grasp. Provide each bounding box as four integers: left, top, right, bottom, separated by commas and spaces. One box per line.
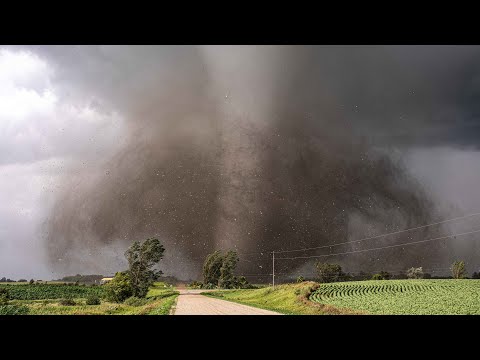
2, 45, 480, 280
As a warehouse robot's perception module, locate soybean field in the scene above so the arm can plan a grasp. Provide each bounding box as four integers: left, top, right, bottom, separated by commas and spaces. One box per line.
310, 279, 480, 314
0, 283, 105, 300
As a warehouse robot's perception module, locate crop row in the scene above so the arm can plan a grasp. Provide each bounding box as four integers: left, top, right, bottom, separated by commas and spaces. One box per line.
308, 279, 480, 315
0, 284, 105, 300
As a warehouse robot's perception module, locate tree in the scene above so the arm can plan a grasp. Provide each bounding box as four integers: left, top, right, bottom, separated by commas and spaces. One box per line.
218, 251, 239, 289
203, 250, 224, 287
407, 267, 424, 279
315, 262, 345, 283
125, 238, 165, 298
29, 279, 34, 284
472, 272, 480, 279
0, 277, 6, 283
451, 261, 466, 279
104, 272, 134, 303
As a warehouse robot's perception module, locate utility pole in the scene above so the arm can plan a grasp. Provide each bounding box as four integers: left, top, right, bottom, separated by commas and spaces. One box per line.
272, 251, 275, 289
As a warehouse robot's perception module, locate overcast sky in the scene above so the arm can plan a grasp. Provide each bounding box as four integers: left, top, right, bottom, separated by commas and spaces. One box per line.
2, 46, 480, 279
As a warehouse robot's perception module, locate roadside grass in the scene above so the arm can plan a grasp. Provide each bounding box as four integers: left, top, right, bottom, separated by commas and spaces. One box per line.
205, 282, 361, 315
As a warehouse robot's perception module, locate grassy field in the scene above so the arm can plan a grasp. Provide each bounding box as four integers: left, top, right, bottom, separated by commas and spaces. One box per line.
310, 279, 480, 314
205, 282, 361, 314
2, 282, 178, 315
207, 279, 480, 315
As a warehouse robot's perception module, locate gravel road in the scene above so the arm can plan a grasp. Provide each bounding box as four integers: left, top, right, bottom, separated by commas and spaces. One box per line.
173, 289, 280, 315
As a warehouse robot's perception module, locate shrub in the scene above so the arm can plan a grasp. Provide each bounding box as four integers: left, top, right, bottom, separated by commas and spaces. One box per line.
29, 279, 34, 285
85, 295, 101, 305
104, 272, 133, 303
371, 273, 384, 280
296, 276, 305, 283
59, 298, 76, 306
0, 305, 29, 315
124, 296, 149, 307
0, 288, 9, 305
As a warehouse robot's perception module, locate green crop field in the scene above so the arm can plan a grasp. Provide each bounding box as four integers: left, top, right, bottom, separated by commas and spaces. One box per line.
0, 283, 105, 300
1, 282, 178, 315
310, 279, 480, 314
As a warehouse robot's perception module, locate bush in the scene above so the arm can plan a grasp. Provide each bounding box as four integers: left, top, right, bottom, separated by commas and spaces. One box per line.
296, 276, 305, 283
0, 295, 9, 305
0, 288, 10, 305
371, 273, 383, 280
124, 296, 149, 307
29, 279, 34, 285
0, 305, 29, 315
85, 295, 101, 305
104, 272, 133, 303
17, 279, 27, 282
59, 298, 76, 306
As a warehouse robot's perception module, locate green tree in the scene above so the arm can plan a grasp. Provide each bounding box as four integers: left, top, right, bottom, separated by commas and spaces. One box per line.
451, 260, 466, 279
104, 272, 134, 303
203, 250, 224, 287
407, 267, 424, 279
218, 250, 239, 289
125, 238, 165, 298
315, 262, 345, 283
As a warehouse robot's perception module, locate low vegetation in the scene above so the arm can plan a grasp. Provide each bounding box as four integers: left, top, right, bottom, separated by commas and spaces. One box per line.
0, 283, 104, 300
310, 279, 480, 314
206, 282, 361, 314
2, 282, 177, 315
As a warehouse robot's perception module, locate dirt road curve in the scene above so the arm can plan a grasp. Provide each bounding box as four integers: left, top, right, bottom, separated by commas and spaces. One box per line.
173, 289, 280, 315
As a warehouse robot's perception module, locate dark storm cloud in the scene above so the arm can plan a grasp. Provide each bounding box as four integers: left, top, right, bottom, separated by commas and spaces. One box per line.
14, 45, 480, 279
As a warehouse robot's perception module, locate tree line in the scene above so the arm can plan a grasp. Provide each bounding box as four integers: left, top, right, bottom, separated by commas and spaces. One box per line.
305, 259, 475, 283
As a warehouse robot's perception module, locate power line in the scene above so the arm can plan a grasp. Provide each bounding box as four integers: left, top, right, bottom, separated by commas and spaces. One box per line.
242, 267, 454, 278
276, 228, 480, 260
274, 211, 480, 254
